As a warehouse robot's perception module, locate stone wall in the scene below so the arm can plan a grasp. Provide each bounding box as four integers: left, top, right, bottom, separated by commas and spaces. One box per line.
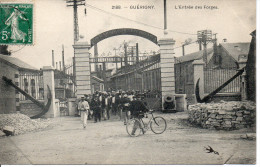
19, 99, 61, 118
188, 101, 256, 130
19, 100, 44, 117
209, 93, 241, 103
0, 61, 17, 114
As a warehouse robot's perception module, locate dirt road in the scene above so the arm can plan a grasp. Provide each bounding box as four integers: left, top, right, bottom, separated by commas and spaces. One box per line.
0, 112, 256, 165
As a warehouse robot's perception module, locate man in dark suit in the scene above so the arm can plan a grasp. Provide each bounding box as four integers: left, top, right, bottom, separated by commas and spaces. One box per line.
129, 95, 149, 135
90, 95, 101, 123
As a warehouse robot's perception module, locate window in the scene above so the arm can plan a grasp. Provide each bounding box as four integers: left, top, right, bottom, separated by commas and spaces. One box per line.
24, 78, 28, 100
31, 79, 36, 98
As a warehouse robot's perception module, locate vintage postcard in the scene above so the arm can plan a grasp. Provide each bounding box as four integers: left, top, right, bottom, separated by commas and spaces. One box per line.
0, 0, 257, 166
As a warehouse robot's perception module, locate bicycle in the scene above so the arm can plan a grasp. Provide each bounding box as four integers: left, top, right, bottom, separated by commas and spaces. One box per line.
126, 110, 167, 137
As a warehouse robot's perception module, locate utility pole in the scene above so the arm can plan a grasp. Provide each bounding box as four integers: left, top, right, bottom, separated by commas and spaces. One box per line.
66, 0, 85, 44
113, 48, 118, 70
164, 0, 167, 31
67, 0, 85, 95
120, 52, 123, 69
136, 43, 139, 63
94, 44, 99, 72
124, 43, 128, 66
199, 41, 202, 51
197, 30, 213, 68
102, 62, 107, 91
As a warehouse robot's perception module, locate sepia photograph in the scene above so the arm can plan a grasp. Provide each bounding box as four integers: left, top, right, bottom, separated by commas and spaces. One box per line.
0, 0, 257, 165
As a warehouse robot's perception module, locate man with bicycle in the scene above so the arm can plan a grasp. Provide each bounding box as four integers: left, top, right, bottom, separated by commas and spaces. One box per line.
129, 94, 149, 135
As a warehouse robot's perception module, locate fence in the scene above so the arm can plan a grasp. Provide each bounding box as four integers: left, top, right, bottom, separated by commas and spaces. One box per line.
204, 68, 240, 93
59, 100, 68, 116
19, 72, 44, 101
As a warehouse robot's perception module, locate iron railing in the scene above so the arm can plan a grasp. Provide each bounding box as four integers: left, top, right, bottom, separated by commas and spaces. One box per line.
204, 68, 240, 93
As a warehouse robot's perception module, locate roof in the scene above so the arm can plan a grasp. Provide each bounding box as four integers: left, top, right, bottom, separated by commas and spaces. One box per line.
250, 30, 256, 37
91, 76, 104, 83
220, 42, 250, 61
110, 54, 160, 78
175, 48, 214, 64
0, 54, 38, 71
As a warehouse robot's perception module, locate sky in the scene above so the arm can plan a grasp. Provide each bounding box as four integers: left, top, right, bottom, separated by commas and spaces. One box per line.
7, 0, 256, 69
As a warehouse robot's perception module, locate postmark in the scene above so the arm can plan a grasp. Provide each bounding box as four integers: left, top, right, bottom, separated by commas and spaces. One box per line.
0, 3, 33, 44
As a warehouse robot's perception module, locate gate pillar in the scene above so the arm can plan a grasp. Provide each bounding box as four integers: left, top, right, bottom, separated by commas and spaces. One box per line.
193, 59, 205, 103
42, 66, 57, 117
73, 41, 91, 98
158, 38, 175, 107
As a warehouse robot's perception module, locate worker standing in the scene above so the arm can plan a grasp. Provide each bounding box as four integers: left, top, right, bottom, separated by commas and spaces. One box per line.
78, 96, 90, 129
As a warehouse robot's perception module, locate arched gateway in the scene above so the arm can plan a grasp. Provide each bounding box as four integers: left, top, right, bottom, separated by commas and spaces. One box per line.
90, 28, 158, 47
73, 28, 180, 110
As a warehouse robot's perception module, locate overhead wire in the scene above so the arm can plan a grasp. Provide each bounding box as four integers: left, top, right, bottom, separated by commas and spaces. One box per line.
85, 3, 200, 63
85, 3, 197, 36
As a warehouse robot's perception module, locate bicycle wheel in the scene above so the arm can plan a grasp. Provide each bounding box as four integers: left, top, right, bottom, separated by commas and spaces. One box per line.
150, 116, 167, 134
126, 118, 142, 137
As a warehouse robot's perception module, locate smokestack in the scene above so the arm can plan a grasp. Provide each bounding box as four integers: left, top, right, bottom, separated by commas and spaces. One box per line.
56, 62, 58, 69
52, 50, 55, 67
62, 45, 65, 72
59, 61, 62, 71
182, 45, 185, 56
213, 34, 218, 55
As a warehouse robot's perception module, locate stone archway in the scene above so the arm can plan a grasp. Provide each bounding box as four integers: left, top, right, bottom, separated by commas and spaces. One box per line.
73, 28, 176, 105
90, 28, 158, 48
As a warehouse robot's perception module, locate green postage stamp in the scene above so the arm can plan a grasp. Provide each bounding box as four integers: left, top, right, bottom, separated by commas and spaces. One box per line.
0, 3, 33, 44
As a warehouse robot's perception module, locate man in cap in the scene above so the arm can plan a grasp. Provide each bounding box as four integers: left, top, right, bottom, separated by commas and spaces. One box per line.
90, 94, 102, 123
129, 94, 149, 135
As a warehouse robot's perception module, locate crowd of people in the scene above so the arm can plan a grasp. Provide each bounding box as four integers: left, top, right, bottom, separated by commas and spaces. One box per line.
77, 90, 150, 129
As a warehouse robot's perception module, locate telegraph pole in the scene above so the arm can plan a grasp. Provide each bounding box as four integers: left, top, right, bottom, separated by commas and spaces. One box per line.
66, 0, 85, 43
197, 30, 213, 68
136, 43, 139, 63
66, 0, 85, 92
164, 0, 167, 31
113, 48, 118, 70
124, 43, 128, 66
